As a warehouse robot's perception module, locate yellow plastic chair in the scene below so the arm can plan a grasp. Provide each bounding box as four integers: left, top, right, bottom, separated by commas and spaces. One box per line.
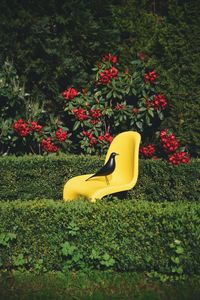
63, 131, 141, 202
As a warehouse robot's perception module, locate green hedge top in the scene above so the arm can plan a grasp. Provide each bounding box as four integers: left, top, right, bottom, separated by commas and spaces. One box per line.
0, 155, 199, 201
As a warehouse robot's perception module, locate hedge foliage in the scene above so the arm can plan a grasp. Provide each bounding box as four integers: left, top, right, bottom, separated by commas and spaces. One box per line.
0, 0, 199, 155
0, 199, 200, 276
0, 155, 199, 202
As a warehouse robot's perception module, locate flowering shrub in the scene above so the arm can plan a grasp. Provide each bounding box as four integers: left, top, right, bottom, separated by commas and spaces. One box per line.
62, 53, 168, 154
139, 144, 156, 158
139, 129, 190, 166
12, 118, 69, 154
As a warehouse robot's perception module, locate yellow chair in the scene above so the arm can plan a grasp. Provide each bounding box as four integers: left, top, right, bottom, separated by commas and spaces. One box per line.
63, 131, 141, 202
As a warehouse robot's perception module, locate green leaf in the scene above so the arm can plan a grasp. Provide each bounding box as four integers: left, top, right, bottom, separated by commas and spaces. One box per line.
175, 246, 184, 254
73, 121, 81, 131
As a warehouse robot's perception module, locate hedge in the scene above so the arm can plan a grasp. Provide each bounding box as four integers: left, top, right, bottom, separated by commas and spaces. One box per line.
0, 155, 199, 202
0, 199, 200, 275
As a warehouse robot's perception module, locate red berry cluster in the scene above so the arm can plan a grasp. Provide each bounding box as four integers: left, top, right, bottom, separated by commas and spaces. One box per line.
99, 66, 118, 85
72, 108, 88, 121
159, 130, 179, 153
139, 144, 155, 158
40, 137, 59, 153
62, 87, 78, 100
13, 119, 43, 137
144, 70, 158, 83
102, 53, 117, 64
168, 151, 190, 165
55, 128, 68, 142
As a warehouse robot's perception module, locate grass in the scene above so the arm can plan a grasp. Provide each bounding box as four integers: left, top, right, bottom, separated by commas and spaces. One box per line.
0, 271, 200, 300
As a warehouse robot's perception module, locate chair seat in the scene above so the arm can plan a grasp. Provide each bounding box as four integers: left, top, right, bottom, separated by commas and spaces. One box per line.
63, 131, 141, 202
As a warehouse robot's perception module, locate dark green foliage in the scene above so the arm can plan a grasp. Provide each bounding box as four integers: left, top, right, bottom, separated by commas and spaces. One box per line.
0, 0, 120, 100
0, 199, 200, 275
0, 0, 199, 155
0, 155, 199, 201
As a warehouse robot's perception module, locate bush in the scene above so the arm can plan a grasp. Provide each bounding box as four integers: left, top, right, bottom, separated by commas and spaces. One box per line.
0, 199, 200, 276
0, 1, 199, 156
0, 155, 199, 201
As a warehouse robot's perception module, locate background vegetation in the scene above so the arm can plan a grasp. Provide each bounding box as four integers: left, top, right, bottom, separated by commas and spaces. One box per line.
0, 0, 199, 156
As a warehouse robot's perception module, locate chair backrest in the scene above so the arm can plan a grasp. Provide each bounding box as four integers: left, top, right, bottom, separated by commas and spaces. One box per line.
105, 131, 141, 185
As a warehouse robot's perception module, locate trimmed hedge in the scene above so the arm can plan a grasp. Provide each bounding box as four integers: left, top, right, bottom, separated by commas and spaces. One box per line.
0, 155, 199, 201
0, 199, 200, 275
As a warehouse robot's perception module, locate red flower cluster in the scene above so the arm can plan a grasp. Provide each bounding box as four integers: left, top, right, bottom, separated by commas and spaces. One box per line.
72, 108, 88, 121
139, 144, 155, 158
99, 66, 118, 85
159, 130, 179, 153
144, 70, 158, 83
13, 119, 43, 137
168, 151, 190, 165
13, 119, 30, 137
41, 137, 59, 153
98, 132, 113, 144
152, 94, 167, 110
115, 103, 125, 110
89, 109, 102, 119
89, 108, 102, 125
102, 53, 117, 64
83, 131, 97, 146
28, 121, 43, 132
55, 128, 67, 142
62, 87, 78, 100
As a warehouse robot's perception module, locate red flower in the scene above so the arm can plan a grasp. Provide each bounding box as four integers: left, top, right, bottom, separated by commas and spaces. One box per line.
168, 151, 190, 166
159, 130, 179, 153
104, 132, 113, 144
55, 128, 68, 142
99, 67, 118, 85
99, 72, 111, 85
102, 53, 117, 64
139, 144, 155, 158
144, 70, 158, 84
98, 132, 113, 144
152, 94, 167, 110
41, 137, 59, 153
98, 135, 105, 141
115, 103, 125, 110
83, 131, 97, 147
89, 109, 102, 119
72, 108, 88, 121
109, 66, 118, 78
62, 87, 78, 100
28, 121, 43, 132
159, 129, 167, 138
13, 119, 30, 137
